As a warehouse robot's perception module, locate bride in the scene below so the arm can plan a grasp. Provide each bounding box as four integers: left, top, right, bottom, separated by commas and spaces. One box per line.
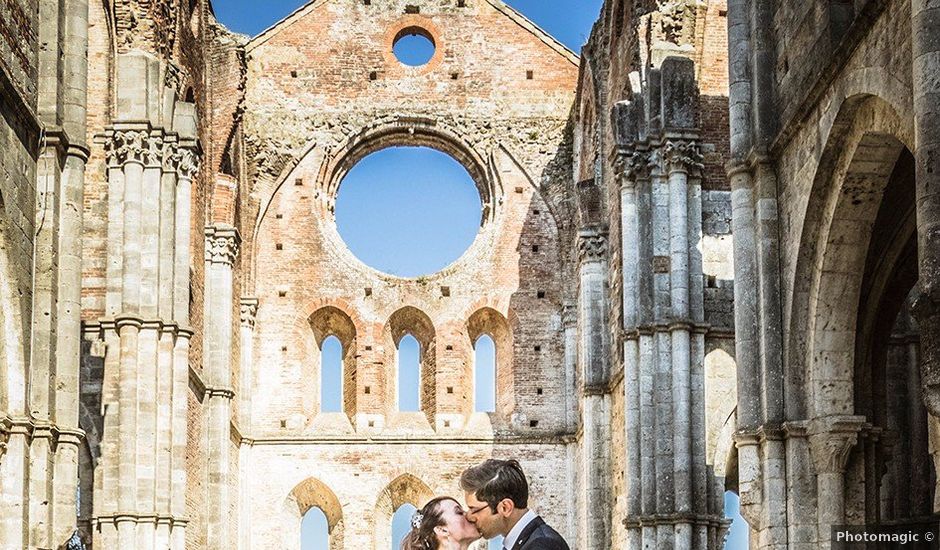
400, 497, 483, 550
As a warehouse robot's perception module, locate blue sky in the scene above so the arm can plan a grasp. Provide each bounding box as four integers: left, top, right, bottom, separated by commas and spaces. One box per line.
212, 0, 603, 52
212, 1, 747, 548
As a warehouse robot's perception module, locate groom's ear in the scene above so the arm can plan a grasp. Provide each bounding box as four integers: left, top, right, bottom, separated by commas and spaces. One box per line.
496, 497, 516, 517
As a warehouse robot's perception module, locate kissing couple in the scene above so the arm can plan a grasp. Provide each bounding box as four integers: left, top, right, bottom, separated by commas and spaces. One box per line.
400, 459, 570, 550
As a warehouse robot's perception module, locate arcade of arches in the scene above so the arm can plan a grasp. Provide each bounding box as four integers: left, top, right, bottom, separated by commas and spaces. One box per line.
0, 0, 938, 549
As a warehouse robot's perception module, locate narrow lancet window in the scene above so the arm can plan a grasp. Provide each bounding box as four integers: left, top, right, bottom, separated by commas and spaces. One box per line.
391, 503, 417, 548
474, 335, 496, 412
301, 506, 329, 549
321, 335, 343, 412
398, 334, 420, 411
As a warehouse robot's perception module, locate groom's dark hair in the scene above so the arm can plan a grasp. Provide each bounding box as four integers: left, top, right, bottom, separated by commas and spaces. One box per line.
460, 459, 529, 511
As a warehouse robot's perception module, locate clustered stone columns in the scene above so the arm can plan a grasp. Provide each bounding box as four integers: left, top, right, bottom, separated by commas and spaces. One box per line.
0, 0, 92, 547
203, 225, 240, 550
614, 56, 727, 550
93, 124, 198, 550
724, 0, 798, 547
576, 222, 613, 549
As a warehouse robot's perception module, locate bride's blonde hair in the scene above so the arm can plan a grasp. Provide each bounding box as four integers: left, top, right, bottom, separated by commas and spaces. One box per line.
399, 497, 458, 550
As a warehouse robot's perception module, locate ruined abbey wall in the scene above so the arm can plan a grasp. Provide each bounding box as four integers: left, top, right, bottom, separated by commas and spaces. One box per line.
233, 1, 583, 546
5, 0, 938, 548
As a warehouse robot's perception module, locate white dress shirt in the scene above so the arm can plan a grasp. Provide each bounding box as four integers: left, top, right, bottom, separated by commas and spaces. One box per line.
503, 509, 538, 550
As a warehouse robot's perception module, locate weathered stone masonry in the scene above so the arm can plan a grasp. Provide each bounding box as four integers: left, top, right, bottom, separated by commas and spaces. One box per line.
6, 0, 938, 549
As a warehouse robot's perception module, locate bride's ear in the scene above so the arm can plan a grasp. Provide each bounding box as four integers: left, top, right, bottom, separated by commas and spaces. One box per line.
433, 525, 449, 538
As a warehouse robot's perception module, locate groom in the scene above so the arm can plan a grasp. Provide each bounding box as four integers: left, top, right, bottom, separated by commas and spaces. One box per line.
460, 459, 570, 550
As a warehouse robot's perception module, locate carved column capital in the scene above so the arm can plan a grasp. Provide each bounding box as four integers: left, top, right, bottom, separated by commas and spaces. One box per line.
104, 127, 164, 168
204, 226, 241, 266
577, 228, 608, 264
662, 140, 704, 173
176, 147, 201, 181
615, 147, 654, 185
240, 298, 259, 329
808, 416, 867, 474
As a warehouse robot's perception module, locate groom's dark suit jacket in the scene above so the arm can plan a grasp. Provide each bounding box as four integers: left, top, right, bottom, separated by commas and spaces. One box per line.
509, 516, 570, 550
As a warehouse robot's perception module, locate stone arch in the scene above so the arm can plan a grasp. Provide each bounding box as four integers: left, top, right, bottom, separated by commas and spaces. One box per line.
383, 307, 437, 422
466, 307, 513, 416
286, 477, 344, 550
788, 93, 908, 418
308, 306, 358, 419
373, 473, 434, 549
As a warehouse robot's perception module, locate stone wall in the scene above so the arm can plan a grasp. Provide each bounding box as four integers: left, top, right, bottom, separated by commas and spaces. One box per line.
0, 0, 38, 359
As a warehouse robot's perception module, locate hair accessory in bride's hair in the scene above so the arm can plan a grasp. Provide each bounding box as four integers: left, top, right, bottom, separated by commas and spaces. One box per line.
411, 510, 424, 529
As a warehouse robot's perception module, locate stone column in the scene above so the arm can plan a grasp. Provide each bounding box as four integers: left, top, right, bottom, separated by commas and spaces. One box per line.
239, 298, 258, 430
617, 147, 643, 550
204, 225, 240, 550
238, 298, 257, 550
562, 304, 578, 432
665, 139, 702, 550
911, 0, 940, 417
809, 416, 865, 549
636, 158, 658, 550
24, 0, 91, 542
171, 147, 197, 550
577, 227, 611, 549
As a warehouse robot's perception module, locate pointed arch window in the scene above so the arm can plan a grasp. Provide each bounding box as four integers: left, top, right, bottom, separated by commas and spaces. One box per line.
397, 334, 421, 412
474, 335, 496, 413
391, 503, 418, 549
301, 506, 329, 549
320, 336, 343, 413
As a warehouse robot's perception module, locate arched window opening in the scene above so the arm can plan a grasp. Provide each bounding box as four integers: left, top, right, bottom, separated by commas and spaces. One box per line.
291, 478, 344, 550
723, 491, 748, 549
474, 335, 496, 413
301, 506, 329, 549
391, 503, 417, 549
398, 334, 421, 412
321, 336, 343, 413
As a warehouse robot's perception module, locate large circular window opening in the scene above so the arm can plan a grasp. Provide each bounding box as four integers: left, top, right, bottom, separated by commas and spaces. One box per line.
393, 27, 436, 66
334, 147, 483, 277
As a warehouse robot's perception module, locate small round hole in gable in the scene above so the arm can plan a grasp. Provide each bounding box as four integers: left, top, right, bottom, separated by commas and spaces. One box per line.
392, 27, 436, 66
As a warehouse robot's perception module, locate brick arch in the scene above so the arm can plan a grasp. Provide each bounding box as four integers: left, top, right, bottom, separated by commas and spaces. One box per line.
383, 306, 438, 421
790, 93, 908, 418
287, 477, 344, 550
308, 305, 359, 418
372, 473, 434, 549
